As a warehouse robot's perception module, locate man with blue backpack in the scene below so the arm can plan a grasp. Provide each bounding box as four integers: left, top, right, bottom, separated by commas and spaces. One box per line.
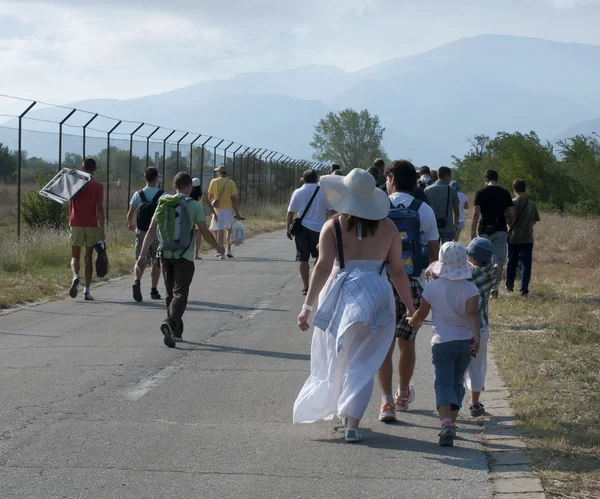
377, 160, 440, 423
136, 172, 225, 348
128, 167, 165, 302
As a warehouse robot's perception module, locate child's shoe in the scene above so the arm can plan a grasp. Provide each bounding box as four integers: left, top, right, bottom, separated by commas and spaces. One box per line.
439, 425, 455, 447
469, 403, 485, 417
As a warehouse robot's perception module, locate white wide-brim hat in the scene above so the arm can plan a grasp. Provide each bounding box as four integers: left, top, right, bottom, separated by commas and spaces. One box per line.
319, 168, 390, 221
429, 242, 472, 280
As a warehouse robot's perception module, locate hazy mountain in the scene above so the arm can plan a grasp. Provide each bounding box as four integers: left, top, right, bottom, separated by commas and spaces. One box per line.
6, 34, 600, 165
554, 116, 600, 142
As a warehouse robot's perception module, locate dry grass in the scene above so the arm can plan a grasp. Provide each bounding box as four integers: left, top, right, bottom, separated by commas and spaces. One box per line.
0, 204, 287, 309
488, 212, 600, 498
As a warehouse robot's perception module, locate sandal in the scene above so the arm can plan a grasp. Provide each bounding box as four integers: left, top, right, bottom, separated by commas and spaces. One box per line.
301, 288, 308, 296
344, 429, 362, 443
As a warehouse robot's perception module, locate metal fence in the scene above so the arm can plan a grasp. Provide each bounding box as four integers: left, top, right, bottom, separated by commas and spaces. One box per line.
0, 95, 326, 237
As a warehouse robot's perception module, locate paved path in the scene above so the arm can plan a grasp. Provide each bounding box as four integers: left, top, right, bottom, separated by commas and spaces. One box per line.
0, 232, 493, 498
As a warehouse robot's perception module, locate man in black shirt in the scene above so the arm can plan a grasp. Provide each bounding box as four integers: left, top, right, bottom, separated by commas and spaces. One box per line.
471, 169, 515, 294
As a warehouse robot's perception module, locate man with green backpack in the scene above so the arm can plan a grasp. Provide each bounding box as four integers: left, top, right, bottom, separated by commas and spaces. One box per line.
136, 172, 225, 348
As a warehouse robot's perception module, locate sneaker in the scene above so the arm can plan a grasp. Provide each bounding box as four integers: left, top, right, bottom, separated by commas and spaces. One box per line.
490, 289, 499, 299
150, 289, 161, 300
69, 276, 80, 298
84, 292, 94, 301
344, 428, 362, 443
174, 320, 184, 342
226, 251, 234, 258
218, 255, 226, 260
469, 403, 485, 417
132, 282, 143, 302
160, 322, 176, 348
439, 425, 455, 447
379, 402, 396, 422
395, 385, 416, 413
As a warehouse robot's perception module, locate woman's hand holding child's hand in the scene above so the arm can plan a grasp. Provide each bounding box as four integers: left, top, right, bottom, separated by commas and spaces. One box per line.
407, 315, 422, 330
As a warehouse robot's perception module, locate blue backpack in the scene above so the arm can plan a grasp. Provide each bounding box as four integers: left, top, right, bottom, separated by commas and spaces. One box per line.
388, 199, 428, 278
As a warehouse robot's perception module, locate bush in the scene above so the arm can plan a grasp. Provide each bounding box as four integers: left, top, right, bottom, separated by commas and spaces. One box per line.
21, 170, 68, 229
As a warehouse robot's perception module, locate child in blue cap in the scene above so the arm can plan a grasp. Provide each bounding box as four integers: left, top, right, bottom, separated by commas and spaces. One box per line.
465, 237, 498, 417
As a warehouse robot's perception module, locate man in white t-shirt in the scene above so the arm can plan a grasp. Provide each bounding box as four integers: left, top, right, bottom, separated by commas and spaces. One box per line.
451, 180, 469, 241
378, 160, 440, 423
286, 169, 333, 295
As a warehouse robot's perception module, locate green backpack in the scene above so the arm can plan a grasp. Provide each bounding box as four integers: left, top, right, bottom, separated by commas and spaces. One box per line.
155, 194, 194, 257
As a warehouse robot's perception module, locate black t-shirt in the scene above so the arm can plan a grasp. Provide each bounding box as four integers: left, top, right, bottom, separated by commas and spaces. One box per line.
412, 187, 429, 205
474, 185, 514, 234
189, 186, 202, 201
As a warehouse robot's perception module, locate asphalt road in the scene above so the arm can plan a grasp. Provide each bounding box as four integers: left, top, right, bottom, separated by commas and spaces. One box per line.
0, 231, 492, 499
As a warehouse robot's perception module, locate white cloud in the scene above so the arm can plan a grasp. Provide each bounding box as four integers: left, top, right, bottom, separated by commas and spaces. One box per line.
1, 0, 600, 108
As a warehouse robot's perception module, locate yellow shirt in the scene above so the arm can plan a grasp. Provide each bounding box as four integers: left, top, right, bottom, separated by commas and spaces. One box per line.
208, 177, 238, 211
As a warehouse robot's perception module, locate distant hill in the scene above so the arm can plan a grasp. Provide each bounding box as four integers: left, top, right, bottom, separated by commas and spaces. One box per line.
5, 34, 600, 165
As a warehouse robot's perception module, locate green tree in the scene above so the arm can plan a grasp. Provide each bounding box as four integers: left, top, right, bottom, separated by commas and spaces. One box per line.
0, 143, 18, 181
310, 109, 386, 171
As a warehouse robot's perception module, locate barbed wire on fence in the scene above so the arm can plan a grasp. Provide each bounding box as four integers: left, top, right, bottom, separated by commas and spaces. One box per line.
0, 94, 326, 237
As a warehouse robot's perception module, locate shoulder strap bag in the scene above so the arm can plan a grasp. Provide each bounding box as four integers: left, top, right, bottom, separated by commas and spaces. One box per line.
288, 186, 320, 237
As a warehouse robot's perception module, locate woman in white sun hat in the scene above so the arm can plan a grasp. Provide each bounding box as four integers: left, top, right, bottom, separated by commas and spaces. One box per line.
293, 168, 415, 443
408, 242, 481, 447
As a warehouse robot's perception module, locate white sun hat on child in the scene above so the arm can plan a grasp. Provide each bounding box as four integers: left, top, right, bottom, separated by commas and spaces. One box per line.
319, 168, 390, 221
429, 241, 472, 280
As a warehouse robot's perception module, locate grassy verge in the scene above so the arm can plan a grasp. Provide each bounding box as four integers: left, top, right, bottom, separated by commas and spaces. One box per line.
488, 212, 600, 498
0, 204, 286, 309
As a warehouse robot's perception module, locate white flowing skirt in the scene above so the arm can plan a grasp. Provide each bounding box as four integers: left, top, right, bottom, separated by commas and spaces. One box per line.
293, 264, 395, 424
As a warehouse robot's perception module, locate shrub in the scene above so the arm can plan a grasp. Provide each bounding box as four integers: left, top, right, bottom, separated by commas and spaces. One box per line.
21, 170, 68, 229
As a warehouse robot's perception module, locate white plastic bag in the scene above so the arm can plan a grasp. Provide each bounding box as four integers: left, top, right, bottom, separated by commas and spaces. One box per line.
232, 220, 246, 246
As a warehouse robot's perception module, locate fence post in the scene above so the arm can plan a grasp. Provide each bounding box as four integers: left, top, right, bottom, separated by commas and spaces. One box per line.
146, 126, 160, 168
275, 154, 285, 205
232, 145, 243, 184
199, 136, 212, 192
223, 142, 234, 174
265, 151, 277, 206
245, 149, 256, 204
82, 113, 98, 160
106, 121, 122, 225
58, 109, 76, 171
128, 123, 145, 203
213, 139, 225, 176
238, 147, 250, 204
190, 134, 202, 175
175, 132, 189, 173
252, 149, 263, 204
17, 101, 36, 239
162, 130, 176, 190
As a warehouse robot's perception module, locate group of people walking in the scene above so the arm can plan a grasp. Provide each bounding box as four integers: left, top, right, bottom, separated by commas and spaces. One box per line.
289, 160, 540, 445
67, 160, 241, 347
65, 155, 540, 446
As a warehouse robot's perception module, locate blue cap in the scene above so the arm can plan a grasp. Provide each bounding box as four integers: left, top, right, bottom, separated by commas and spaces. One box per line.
450, 180, 461, 191
466, 237, 494, 264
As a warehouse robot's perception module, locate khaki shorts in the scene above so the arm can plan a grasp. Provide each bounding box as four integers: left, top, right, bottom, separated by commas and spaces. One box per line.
69, 227, 100, 248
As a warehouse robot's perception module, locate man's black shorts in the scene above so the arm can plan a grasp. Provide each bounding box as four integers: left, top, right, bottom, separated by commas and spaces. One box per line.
295, 224, 320, 262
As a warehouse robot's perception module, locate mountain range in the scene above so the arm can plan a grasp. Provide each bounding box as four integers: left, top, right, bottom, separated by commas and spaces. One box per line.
5, 34, 600, 165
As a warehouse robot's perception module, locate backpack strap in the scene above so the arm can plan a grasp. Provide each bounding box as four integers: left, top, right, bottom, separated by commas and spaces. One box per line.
138, 190, 147, 204
408, 198, 423, 212
151, 190, 164, 204
333, 217, 345, 270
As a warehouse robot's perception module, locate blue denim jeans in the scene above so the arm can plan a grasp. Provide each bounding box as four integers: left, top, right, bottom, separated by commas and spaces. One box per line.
432, 340, 472, 410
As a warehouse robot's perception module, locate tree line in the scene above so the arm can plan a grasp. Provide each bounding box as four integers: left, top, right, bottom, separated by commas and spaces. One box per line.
311, 109, 600, 215
452, 132, 600, 215
0, 144, 215, 184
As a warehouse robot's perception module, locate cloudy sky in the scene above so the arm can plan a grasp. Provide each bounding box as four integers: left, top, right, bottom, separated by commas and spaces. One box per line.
2, 0, 600, 113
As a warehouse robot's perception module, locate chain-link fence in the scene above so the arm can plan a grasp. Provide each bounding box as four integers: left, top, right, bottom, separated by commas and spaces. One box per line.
0, 94, 326, 236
